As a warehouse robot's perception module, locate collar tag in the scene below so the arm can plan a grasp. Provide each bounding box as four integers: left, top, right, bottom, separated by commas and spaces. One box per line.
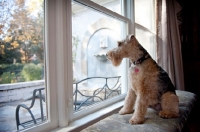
134, 68, 139, 73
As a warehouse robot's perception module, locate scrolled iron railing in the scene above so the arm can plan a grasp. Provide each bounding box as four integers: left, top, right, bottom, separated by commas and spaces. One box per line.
15, 88, 45, 130
15, 76, 121, 130
73, 76, 121, 111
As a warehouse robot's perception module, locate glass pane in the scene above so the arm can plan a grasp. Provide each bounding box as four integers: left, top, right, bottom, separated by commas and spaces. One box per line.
72, 1, 127, 112
135, 0, 156, 31
136, 28, 156, 60
90, 0, 121, 15
0, 0, 46, 131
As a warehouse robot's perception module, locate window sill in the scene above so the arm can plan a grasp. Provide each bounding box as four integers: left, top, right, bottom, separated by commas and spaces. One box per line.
50, 100, 124, 132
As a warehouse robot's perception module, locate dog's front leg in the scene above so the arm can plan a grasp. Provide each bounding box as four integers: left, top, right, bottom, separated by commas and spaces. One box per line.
129, 94, 148, 124
119, 88, 136, 115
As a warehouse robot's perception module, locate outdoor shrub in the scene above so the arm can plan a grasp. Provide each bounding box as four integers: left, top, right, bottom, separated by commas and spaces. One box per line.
0, 63, 24, 76
21, 63, 43, 81
0, 72, 16, 84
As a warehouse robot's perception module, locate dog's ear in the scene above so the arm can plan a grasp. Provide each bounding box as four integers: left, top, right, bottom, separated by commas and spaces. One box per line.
128, 34, 135, 41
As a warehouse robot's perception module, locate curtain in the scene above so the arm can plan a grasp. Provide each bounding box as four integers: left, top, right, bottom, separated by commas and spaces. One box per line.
156, 0, 185, 90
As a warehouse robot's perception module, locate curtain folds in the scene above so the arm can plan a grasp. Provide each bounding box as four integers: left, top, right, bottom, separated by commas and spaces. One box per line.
156, 0, 185, 90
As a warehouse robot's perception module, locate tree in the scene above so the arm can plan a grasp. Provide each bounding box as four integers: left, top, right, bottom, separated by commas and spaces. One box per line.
0, 0, 44, 64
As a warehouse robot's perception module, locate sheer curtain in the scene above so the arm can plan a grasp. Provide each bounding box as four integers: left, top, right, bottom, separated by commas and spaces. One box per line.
156, 0, 185, 90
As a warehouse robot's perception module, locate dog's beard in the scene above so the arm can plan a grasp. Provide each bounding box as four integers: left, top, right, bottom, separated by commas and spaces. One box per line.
107, 51, 123, 66
111, 55, 123, 66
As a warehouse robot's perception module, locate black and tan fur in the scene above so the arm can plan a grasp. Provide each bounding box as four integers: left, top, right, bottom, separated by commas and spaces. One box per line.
106, 34, 179, 124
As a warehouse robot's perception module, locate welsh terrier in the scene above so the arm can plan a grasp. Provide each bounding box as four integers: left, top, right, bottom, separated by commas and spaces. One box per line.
106, 34, 179, 124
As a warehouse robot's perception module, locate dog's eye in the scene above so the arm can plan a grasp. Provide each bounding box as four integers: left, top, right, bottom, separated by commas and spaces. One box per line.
117, 42, 122, 47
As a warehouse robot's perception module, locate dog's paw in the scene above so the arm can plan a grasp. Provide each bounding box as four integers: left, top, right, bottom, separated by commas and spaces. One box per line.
129, 117, 144, 124
119, 108, 133, 115
159, 111, 179, 118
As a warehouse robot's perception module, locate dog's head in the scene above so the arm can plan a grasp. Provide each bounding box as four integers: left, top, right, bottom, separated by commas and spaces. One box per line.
106, 34, 143, 66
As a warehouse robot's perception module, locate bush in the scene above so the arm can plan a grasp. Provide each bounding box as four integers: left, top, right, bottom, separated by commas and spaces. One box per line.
21, 63, 43, 81
0, 72, 16, 84
0, 63, 24, 76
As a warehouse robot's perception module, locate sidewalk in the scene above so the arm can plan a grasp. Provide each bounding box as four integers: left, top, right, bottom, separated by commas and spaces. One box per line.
0, 99, 46, 132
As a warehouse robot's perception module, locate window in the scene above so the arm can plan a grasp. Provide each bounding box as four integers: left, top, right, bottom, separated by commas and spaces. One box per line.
135, 0, 157, 60
72, 0, 125, 112
70, 0, 130, 121
0, 0, 156, 131
0, 0, 48, 131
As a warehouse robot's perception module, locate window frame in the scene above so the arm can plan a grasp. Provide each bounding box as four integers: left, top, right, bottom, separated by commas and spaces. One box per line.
0, 0, 59, 131
25, 0, 135, 131
69, 0, 134, 121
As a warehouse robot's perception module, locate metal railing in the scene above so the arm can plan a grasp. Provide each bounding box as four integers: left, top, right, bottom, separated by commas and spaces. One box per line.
15, 76, 121, 130
15, 88, 45, 130
73, 76, 121, 111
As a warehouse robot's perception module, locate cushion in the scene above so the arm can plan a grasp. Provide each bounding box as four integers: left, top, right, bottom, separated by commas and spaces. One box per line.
81, 90, 197, 132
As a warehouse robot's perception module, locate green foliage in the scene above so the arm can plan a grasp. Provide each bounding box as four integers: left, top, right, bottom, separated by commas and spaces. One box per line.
0, 63, 24, 75
0, 41, 22, 64
0, 72, 16, 84
21, 63, 43, 81
0, 0, 44, 64
0, 0, 45, 83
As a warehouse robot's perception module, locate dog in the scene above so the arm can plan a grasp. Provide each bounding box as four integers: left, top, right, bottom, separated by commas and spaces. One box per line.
106, 34, 179, 124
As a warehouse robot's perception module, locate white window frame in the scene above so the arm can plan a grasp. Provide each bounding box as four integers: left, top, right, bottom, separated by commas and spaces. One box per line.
24, 0, 135, 131
69, 0, 134, 121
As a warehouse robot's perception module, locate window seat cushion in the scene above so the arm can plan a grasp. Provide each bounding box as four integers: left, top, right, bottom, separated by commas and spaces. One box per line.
81, 90, 197, 132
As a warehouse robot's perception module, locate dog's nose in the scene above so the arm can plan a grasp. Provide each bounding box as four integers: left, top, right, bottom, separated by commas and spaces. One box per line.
106, 54, 108, 56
